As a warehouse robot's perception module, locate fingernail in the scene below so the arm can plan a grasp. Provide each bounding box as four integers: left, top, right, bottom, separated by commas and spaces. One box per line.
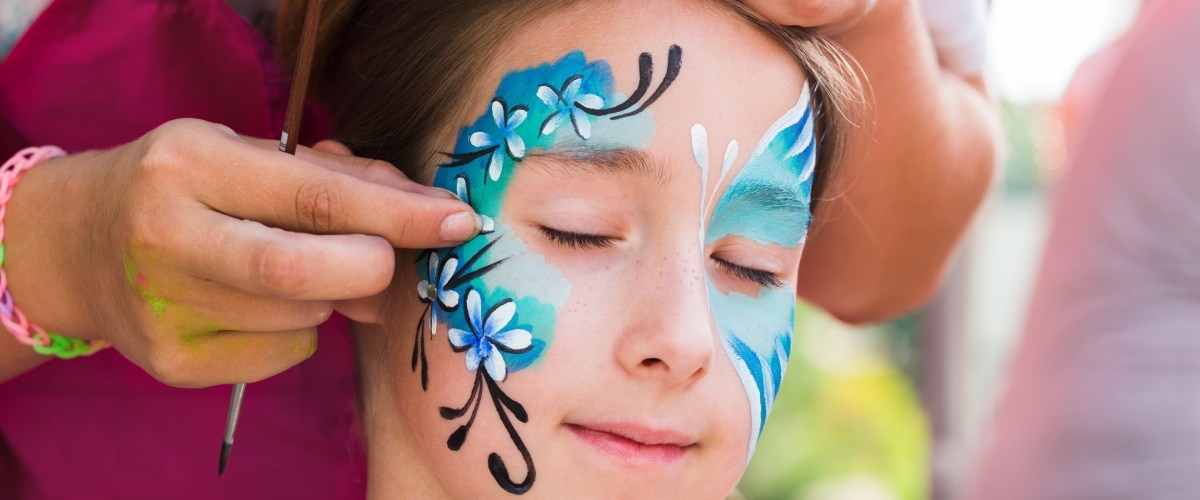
440, 212, 482, 242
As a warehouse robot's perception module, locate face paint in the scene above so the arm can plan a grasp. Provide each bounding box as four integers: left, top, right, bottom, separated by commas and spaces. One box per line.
124, 253, 171, 317
694, 86, 816, 460
412, 48, 677, 495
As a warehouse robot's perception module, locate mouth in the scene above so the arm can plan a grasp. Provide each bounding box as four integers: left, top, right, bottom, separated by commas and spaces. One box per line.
565, 422, 696, 464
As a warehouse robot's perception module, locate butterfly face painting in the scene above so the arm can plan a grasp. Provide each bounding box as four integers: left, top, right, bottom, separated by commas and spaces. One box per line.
407, 44, 817, 495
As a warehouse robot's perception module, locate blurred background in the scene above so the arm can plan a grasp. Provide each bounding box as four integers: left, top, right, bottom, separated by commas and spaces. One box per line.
737, 0, 1142, 498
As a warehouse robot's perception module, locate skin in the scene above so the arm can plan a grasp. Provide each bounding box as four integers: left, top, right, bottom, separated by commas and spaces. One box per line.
0, 0, 997, 385
747, 0, 1001, 323
356, 1, 816, 497
0, 120, 481, 385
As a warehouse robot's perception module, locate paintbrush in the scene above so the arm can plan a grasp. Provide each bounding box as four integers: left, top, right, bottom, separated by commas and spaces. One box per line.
219, 0, 325, 477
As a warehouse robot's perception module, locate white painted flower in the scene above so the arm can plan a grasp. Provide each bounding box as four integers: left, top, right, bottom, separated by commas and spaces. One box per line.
469, 100, 528, 181
417, 252, 459, 334
448, 289, 533, 381
537, 76, 604, 140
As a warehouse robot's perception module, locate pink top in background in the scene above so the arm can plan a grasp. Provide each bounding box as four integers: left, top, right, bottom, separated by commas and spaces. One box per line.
0, 0, 365, 498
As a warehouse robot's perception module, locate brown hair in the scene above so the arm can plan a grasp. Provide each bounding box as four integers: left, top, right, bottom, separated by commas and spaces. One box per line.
277, 0, 860, 212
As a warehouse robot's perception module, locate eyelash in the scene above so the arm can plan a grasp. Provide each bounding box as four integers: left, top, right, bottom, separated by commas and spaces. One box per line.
539, 227, 616, 250
712, 257, 784, 289
540, 227, 783, 288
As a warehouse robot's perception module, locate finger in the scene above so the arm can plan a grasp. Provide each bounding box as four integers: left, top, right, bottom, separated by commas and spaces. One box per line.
177, 209, 396, 300
242, 137, 460, 200
198, 136, 482, 247
150, 328, 319, 387
334, 296, 385, 324
741, 0, 872, 29
170, 276, 335, 332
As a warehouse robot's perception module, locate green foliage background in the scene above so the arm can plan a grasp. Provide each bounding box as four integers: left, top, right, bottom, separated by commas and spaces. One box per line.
737, 304, 929, 500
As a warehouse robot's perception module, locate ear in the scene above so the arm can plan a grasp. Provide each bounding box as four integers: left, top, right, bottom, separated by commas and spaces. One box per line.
313, 139, 354, 156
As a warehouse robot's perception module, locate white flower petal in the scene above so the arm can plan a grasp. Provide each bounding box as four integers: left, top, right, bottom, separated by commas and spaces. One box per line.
427, 252, 439, 280
416, 280, 431, 300
484, 301, 516, 335
506, 133, 525, 159
482, 343, 507, 381
536, 85, 559, 106
448, 328, 475, 349
540, 113, 565, 136
466, 289, 483, 333
571, 108, 591, 140
455, 176, 470, 203
563, 76, 582, 101
575, 93, 603, 110
491, 101, 505, 128
507, 108, 527, 129
491, 328, 532, 352
469, 131, 494, 148
439, 288, 460, 309
440, 258, 458, 288
488, 150, 504, 181
465, 344, 483, 372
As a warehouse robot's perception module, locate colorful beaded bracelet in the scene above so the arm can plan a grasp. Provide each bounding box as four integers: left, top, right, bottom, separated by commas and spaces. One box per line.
0, 147, 108, 359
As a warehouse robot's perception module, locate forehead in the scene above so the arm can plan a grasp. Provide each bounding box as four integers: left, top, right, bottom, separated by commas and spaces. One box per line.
459, 0, 809, 168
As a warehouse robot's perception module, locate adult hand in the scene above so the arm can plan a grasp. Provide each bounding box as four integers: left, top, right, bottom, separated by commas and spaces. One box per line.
2, 118, 478, 386
741, 0, 882, 34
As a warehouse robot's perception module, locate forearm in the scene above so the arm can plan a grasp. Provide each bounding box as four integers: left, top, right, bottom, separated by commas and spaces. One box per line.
0, 151, 100, 382
797, 0, 1000, 323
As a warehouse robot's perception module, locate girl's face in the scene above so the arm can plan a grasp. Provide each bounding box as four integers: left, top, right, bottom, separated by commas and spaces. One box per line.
372, 5, 814, 498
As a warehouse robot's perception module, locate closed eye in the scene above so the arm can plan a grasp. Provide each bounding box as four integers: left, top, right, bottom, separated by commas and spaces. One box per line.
712, 257, 784, 288
539, 226, 616, 250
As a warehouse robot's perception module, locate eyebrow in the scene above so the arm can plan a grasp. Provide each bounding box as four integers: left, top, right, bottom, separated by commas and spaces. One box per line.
524, 148, 673, 187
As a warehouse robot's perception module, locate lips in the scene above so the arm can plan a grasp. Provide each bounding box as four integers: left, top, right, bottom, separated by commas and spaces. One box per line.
566, 422, 696, 464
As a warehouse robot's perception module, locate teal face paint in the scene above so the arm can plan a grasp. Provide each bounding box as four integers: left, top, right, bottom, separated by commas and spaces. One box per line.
412, 47, 678, 495
694, 86, 816, 460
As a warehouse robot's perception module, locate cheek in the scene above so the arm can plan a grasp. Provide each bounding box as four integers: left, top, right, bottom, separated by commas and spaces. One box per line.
707, 280, 795, 456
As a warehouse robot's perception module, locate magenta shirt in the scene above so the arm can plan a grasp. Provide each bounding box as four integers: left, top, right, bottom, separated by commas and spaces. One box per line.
0, 0, 366, 497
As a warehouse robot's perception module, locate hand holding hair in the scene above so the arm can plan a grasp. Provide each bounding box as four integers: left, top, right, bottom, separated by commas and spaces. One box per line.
0, 118, 480, 386
742, 0, 1000, 323
741, 0, 881, 34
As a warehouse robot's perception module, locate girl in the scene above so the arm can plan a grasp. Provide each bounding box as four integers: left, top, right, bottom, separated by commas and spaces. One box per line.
285, 0, 858, 496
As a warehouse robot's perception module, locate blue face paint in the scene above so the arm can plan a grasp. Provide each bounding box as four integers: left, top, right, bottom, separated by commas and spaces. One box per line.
694, 86, 816, 460
413, 48, 673, 495
424, 50, 657, 381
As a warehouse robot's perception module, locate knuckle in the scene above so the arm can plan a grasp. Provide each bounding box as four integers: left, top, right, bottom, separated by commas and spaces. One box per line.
363, 158, 399, 177
144, 344, 198, 387
293, 181, 342, 233
139, 120, 197, 177
127, 208, 174, 254
250, 241, 309, 296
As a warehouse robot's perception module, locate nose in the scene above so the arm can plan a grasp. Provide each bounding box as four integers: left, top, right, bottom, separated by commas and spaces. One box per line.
613, 253, 716, 387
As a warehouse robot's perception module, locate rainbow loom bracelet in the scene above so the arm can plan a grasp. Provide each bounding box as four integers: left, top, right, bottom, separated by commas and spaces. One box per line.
0, 147, 108, 359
